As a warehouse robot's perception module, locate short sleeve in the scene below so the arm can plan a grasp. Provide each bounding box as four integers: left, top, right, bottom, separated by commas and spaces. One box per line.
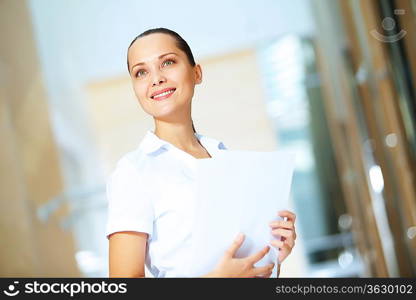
105, 157, 154, 240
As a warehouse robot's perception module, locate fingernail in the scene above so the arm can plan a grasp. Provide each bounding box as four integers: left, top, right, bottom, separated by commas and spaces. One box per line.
236, 232, 244, 241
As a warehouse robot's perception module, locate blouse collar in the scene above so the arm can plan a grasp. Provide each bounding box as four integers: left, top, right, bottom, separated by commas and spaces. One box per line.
139, 129, 227, 156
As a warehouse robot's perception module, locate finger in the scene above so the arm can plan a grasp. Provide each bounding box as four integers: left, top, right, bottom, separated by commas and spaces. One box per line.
272, 238, 295, 251
225, 233, 245, 258
278, 210, 296, 222
280, 230, 297, 241
252, 263, 275, 276
247, 245, 270, 264
271, 240, 293, 262
270, 239, 284, 249
271, 228, 293, 239
272, 230, 296, 249
284, 235, 295, 248
254, 271, 272, 278
278, 243, 292, 263
286, 228, 297, 247
269, 220, 294, 230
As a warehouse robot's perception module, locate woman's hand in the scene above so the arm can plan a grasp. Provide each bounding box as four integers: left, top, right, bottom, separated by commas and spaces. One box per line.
207, 233, 275, 278
269, 210, 297, 272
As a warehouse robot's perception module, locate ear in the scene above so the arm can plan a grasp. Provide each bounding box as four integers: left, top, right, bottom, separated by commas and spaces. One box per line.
194, 64, 203, 85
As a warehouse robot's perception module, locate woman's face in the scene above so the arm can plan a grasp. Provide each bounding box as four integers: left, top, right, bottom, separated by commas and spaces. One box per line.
127, 33, 202, 122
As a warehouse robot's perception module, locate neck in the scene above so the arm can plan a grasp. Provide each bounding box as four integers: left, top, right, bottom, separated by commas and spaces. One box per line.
153, 118, 200, 152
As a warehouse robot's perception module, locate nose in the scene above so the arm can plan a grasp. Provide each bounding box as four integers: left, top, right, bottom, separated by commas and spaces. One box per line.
152, 71, 166, 86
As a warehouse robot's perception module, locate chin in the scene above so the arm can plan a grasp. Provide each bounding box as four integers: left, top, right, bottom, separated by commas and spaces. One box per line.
153, 110, 179, 120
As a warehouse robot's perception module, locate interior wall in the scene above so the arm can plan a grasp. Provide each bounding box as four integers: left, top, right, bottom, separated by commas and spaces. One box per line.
0, 0, 80, 276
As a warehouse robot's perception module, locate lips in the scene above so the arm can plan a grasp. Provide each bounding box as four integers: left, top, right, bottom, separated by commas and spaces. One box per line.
150, 88, 176, 99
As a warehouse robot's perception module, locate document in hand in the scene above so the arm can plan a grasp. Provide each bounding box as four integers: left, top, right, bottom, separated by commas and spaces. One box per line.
188, 150, 295, 277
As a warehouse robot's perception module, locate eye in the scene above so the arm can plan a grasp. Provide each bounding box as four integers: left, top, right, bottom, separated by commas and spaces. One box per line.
136, 69, 147, 78
162, 59, 175, 67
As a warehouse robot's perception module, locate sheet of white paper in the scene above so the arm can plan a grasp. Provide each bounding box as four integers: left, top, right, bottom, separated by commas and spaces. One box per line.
187, 150, 295, 277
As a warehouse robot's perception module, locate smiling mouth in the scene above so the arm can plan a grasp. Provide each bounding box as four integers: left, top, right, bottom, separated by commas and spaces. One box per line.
151, 88, 176, 100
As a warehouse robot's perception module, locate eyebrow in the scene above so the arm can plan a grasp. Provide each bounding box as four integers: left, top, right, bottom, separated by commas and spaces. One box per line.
130, 52, 178, 73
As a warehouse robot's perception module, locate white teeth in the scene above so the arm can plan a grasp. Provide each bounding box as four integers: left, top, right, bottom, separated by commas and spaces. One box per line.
153, 89, 175, 99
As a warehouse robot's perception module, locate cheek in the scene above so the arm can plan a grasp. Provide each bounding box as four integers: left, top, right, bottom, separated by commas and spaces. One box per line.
132, 81, 151, 105
169, 66, 194, 86
174, 71, 196, 97
132, 82, 152, 111
132, 81, 146, 98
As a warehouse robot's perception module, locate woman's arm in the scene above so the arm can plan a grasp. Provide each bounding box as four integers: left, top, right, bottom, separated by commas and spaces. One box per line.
108, 231, 148, 278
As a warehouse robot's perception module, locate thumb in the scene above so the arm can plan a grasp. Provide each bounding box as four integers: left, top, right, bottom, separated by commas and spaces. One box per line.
225, 233, 244, 258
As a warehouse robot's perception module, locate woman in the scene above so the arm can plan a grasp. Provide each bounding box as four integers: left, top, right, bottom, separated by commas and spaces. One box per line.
106, 28, 297, 278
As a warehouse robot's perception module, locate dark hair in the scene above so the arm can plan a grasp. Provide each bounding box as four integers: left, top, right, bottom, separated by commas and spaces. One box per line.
127, 27, 196, 71
127, 28, 197, 133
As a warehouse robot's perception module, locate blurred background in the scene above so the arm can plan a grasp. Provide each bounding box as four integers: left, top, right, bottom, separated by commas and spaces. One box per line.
1, 0, 415, 277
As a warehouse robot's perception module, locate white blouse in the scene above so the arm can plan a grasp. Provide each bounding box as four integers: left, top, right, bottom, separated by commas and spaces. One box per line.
105, 129, 227, 277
